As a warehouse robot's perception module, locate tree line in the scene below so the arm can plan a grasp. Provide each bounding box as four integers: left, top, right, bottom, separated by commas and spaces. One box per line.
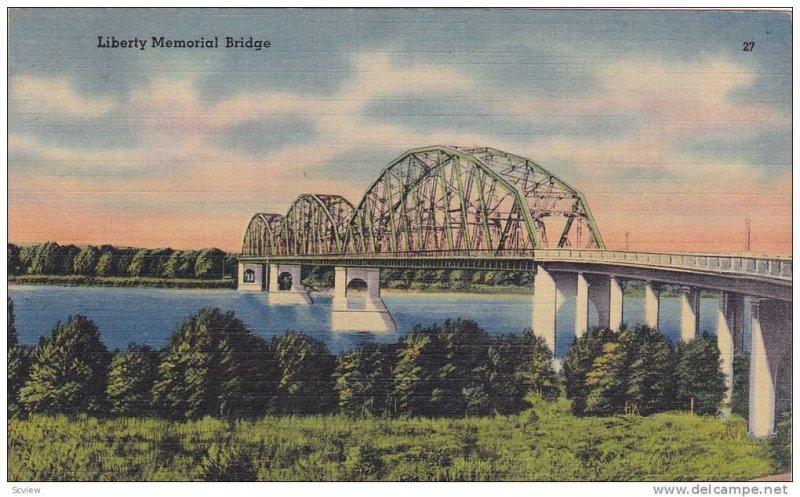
7, 299, 558, 420
8, 297, 734, 421
8, 242, 237, 279
563, 325, 727, 417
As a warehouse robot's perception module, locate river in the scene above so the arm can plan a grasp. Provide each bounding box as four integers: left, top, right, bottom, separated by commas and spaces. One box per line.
8, 285, 745, 356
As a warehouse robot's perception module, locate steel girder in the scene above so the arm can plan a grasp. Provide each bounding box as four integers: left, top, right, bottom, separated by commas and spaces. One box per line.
345, 146, 538, 256
460, 147, 605, 249
241, 213, 284, 256
275, 194, 355, 255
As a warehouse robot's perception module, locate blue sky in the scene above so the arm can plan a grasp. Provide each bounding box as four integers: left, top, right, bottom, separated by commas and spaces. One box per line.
8, 8, 792, 252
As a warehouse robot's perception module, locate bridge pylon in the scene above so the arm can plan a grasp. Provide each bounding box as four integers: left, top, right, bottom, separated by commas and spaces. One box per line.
331, 267, 397, 333
268, 264, 313, 305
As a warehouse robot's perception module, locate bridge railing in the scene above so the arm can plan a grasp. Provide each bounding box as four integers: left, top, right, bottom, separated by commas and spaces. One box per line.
534, 249, 792, 282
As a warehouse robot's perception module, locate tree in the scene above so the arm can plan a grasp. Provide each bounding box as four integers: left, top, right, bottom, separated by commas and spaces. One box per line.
429, 319, 492, 417
562, 327, 617, 415
391, 329, 439, 416
730, 354, 749, 419
28, 242, 63, 274
106, 344, 161, 417
334, 343, 395, 417
127, 249, 150, 277
675, 333, 727, 415
194, 248, 224, 279
624, 326, 676, 415
270, 332, 336, 415
8, 299, 31, 418
517, 329, 560, 400
19, 315, 111, 416
58, 244, 80, 275
73, 246, 99, 275
480, 334, 530, 414
94, 250, 114, 276
8, 243, 21, 275
584, 341, 627, 416
151, 308, 273, 420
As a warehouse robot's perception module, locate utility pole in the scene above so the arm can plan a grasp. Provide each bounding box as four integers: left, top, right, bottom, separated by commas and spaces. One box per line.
745, 219, 752, 252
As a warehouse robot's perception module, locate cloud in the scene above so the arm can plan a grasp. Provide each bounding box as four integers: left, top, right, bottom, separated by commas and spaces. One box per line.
10, 75, 116, 118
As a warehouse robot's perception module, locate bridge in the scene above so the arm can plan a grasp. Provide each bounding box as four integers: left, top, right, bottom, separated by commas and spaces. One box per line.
238, 145, 792, 438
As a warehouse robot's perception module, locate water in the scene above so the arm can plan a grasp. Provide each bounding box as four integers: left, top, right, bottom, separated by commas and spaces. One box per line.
8, 285, 741, 356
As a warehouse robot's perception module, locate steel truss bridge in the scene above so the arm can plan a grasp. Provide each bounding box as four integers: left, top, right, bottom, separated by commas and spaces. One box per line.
238, 145, 791, 438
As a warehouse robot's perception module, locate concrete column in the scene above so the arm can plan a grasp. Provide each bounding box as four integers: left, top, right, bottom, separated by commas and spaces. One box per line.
643, 281, 660, 329
587, 274, 610, 329
532, 265, 558, 355
334, 267, 347, 299
749, 299, 774, 438
575, 273, 589, 339
716, 292, 742, 407
609, 276, 623, 331
679, 286, 699, 342
268, 263, 279, 292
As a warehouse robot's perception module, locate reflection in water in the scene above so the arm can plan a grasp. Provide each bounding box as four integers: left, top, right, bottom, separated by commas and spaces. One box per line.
9, 285, 745, 356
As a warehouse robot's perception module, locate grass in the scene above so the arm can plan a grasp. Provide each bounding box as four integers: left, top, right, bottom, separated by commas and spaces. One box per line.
9, 275, 235, 289
8, 394, 775, 482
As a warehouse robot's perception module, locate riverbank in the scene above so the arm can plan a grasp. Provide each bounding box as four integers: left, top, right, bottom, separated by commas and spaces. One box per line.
8, 275, 235, 289
8, 395, 775, 481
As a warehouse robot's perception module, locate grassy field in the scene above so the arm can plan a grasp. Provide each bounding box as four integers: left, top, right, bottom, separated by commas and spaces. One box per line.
8, 395, 774, 482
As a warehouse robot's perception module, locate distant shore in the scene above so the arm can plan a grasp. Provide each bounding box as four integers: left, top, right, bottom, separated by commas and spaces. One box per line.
8, 275, 235, 289
8, 275, 718, 298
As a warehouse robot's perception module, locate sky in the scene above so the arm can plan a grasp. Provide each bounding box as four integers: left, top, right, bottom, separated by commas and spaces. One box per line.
8, 8, 792, 254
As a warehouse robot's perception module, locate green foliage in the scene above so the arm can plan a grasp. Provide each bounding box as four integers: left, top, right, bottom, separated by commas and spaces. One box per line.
8, 243, 22, 275
562, 327, 617, 415
9, 274, 235, 288
566, 326, 723, 418
194, 248, 224, 279
731, 354, 749, 419
107, 344, 161, 417
770, 409, 791, 471
19, 315, 111, 416
94, 250, 114, 276
28, 241, 63, 275
271, 332, 336, 415
516, 329, 559, 400
625, 327, 676, 415
10, 242, 236, 281
334, 343, 395, 417
151, 308, 273, 420
195, 442, 258, 481
676, 333, 727, 415
72, 246, 99, 275
8, 406, 774, 481
584, 341, 626, 416
8, 299, 32, 418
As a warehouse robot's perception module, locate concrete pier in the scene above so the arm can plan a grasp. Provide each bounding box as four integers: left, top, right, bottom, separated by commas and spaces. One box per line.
331, 267, 396, 333
237, 262, 265, 291
268, 264, 312, 305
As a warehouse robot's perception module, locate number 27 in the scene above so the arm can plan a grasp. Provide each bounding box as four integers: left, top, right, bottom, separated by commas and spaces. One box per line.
743, 42, 755, 51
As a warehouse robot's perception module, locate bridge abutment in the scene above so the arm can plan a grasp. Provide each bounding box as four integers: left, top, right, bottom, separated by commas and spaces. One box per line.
267, 263, 312, 305
331, 267, 396, 333
237, 262, 265, 291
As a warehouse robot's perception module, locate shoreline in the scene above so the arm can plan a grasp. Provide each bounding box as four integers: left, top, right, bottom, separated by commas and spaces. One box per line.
9, 278, 721, 300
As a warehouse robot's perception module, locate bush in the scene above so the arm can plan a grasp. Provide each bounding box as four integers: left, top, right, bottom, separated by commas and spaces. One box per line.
195, 443, 258, 482
770, 409, 791, 471
19, 315, 111, 416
